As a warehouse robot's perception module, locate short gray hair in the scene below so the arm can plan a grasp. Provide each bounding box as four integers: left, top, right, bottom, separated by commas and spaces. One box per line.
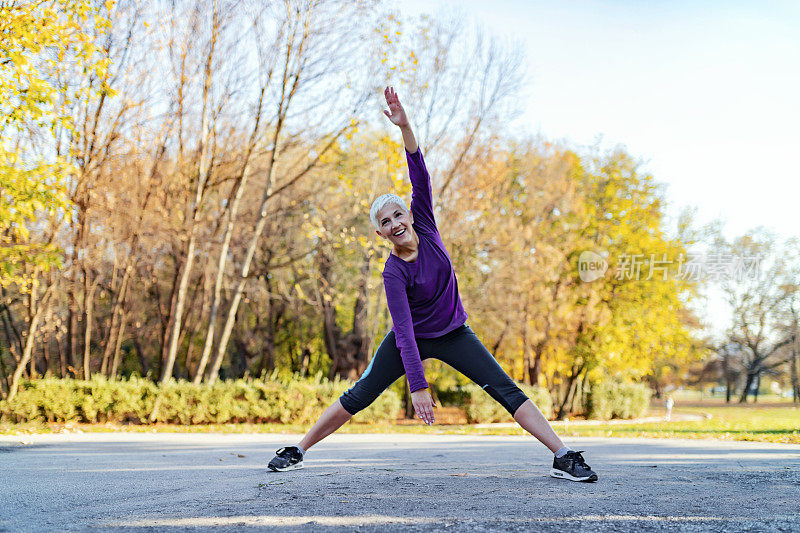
369, 193, 409, 230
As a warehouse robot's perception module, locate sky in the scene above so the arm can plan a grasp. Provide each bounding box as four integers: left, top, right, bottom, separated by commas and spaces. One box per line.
399, 0, 800, 335
398, 0, 800, 241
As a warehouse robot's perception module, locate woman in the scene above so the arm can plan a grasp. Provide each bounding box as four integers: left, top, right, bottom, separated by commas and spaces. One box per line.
268, 87, 598, 482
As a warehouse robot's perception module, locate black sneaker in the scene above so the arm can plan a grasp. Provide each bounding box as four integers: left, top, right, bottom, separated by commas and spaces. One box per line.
268, 446, 304, 472
550, 450, 598, 482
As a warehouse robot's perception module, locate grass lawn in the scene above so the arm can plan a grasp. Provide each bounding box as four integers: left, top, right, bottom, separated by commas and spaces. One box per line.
3, 401, 799, 444
551, 405, 800, 444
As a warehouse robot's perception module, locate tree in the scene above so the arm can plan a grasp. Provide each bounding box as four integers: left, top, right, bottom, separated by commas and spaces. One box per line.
455, 141, 705, 417
159, 0, 222, 382
714, 231, 798, 403
1, 0, 113, 399
204, 0, 381, 383
308, 132, 407, 379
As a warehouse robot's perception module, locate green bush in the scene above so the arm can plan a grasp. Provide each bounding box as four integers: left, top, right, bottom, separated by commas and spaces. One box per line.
462, 383, 553, 423
0, 374, 401, 425
585, 379, 652, 420
434, 386, 470, 407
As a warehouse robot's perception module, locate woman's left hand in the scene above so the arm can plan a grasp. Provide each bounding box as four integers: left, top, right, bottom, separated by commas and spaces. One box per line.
411, 387, 436, 425
383, 86, 409, 128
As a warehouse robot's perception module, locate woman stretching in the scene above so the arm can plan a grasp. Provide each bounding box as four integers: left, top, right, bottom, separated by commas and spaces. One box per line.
268, 87, 598, 482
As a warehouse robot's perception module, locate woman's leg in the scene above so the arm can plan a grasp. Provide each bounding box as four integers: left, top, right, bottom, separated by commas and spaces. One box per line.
512, 399, 564, 453
297, 330, 406, 451
298, 399, 352, 451
424, 325, 565, 453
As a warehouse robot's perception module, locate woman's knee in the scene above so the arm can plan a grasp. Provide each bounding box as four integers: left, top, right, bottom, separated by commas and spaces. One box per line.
481, 381, 528, 415
339, 380, 383, 415
339, 391, 364, 416
339, 331, 404, 414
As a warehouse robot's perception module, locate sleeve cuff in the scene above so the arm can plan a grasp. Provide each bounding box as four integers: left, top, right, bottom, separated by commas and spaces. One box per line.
409, 381, 429, 393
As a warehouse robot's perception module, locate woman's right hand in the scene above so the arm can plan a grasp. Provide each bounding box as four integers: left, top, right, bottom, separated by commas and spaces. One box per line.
383, 86, 410, 128
411, 387, 436, 425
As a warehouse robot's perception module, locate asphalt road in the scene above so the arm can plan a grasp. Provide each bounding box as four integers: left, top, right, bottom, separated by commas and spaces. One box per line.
2, 432, 799, 532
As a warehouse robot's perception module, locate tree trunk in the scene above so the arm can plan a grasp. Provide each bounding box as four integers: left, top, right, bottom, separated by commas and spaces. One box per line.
529, 346, 543, 388
101, 121, 170, 377
569, 373, 583, 413
110, 315, 127, 378
186, 271, 213, 380
404, 379, 414, 419
132, 336, 149, 378
320, 248, 371, 380
82, 278, 99, 379
739, 372, 755, 403
0, 349, 9, 396
647, 375, 663, 400
42, 336, 50, 376
571, 373, 585, 414
317, 252, 340, 378
67, 283, 79, 377
194, 87, 266, 383
348, 251, 372, 376
232, 335, 252, 379
161, 4, 219, 382
791, 342, 799, 404
491, 321, 508, 356
7, 284, 54, 401
156, 254, 181, 378
722, 350, 733, 403
521, 301, 532, 385
524, 324, 546, 387
0, 300, 23, 365
258, 274, 283, 377
101, 267, 132, 375
556, 360, 585, 419
790, 326, 799, 404
752, 372, 760, 403
70, 188, 90, 379
56, 328, 67, 377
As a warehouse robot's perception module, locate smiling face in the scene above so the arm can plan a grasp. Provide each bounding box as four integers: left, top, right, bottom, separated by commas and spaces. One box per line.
374, 202, 415, 246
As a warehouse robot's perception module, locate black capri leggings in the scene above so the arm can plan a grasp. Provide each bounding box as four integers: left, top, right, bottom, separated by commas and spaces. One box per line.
339, 324, 529, 416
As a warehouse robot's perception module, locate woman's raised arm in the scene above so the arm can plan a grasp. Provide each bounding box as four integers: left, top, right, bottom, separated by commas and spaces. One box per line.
383, 86, 418, 154
382, 86, 437, 233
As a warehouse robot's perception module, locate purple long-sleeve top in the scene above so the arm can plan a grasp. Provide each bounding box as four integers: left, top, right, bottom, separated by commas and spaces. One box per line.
381, 148, 469, 392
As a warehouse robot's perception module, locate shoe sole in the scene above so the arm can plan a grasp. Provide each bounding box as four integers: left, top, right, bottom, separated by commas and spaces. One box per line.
550, 468, 597, 482
268, 462, 304, 472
